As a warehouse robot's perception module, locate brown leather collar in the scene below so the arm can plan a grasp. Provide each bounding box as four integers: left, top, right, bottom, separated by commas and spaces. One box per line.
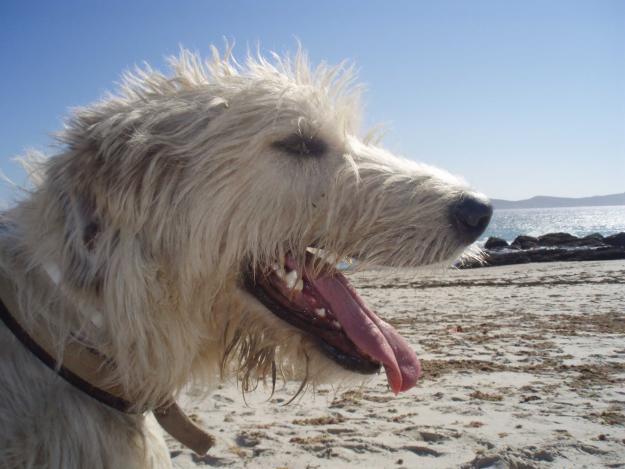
0, 277, 214, 456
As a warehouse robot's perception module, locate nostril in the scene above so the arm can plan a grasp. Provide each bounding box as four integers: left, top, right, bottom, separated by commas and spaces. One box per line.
455, 198, 492, 229
451, 194, 493, 241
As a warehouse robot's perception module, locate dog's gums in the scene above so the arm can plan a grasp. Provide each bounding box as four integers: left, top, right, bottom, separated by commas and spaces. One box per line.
244, 252, 422, 394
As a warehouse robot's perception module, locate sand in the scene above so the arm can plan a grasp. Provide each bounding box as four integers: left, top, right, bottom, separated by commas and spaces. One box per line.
171, 260, 625, 468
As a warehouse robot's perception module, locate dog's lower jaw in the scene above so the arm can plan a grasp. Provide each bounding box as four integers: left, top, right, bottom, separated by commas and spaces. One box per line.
218, 291, 366, 391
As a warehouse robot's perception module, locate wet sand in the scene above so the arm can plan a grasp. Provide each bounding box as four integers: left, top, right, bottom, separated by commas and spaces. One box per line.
172, 260, 625, 468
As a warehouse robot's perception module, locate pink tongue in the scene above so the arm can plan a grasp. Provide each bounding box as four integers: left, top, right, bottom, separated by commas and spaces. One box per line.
312, 274, 421, 393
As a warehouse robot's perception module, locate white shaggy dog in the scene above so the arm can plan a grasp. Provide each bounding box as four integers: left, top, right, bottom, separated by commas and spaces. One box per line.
0, 47, 491, 468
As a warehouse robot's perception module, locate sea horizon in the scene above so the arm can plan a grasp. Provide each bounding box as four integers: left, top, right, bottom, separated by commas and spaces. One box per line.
481, 204, 625, 243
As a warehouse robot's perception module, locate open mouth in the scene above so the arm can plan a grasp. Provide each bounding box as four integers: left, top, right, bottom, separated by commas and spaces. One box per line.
243, 251, 421, 394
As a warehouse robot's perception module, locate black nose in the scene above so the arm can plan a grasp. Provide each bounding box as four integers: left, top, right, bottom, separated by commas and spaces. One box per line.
450, 194, 493, 242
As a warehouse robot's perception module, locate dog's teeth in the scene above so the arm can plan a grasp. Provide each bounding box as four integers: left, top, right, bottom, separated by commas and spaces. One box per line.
332, 320, 342, 329
272, 263, 286, 277
273, 267, 287, 280
314, 308, 326, 318
294, 279, 303, 292
284, 270, 298, 289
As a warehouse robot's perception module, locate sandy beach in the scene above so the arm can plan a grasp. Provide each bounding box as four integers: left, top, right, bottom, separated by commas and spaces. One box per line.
171, 260, 625, 468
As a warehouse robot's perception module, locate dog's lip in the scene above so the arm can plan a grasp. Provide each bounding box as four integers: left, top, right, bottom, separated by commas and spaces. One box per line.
243, 252, 422, 393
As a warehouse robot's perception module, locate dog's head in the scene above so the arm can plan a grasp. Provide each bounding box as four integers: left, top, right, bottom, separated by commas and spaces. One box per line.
27, 48, 490, 404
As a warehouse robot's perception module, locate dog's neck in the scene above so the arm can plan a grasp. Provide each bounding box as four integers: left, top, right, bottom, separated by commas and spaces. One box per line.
42, 261, 108, 337
0, 210, 239, 410
0, 254, 215, 455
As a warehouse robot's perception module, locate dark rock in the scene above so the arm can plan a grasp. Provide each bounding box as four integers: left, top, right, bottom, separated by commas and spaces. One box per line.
537, 232, 579, 247
484, 237, 508, 250
511, 235, 538, 250
574, 233, 607, 247
605, 232, 625, 248
534, 231, 607, 247
461, 245, 625, 268
462, 230, 625, 268
481, 250, 534, 266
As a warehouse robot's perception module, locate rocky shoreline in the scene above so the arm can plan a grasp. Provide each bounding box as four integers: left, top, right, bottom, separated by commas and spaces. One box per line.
460, 231, 625, 268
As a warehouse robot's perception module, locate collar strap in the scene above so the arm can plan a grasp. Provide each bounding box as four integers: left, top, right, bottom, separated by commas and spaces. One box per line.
0, 276, 214, 455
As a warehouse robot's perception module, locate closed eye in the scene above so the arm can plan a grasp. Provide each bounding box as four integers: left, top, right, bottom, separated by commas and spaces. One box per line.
271, 134, 327, 157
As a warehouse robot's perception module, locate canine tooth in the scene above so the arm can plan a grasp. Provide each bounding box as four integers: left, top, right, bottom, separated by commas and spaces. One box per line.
294, 278, 303, 292
314, 308, 326, 318
285, 270, 298, 289
332, 320, 342, 329
272, 263, 287, 279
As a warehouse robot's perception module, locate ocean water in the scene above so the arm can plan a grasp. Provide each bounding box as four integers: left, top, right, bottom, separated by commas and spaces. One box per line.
481, 205, 625, 243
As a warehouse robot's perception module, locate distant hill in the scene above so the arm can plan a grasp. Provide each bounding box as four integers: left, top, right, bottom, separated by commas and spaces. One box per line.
492, 192, 625, 210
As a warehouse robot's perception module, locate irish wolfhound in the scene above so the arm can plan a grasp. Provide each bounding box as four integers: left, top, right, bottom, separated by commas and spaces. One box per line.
0, 47, 491, 468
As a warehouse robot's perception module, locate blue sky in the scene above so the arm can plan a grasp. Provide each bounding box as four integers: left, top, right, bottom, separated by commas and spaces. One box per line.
1, 0, 623, 203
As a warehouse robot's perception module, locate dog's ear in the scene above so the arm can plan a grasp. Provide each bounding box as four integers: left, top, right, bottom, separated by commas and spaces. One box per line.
51, 178, 174, 403
48, 91, 229, 320
54, 186, 108, 294
57, 94, 229, 226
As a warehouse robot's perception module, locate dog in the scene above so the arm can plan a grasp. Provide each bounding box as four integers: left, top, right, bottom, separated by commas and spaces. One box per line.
0, 47, 491, 468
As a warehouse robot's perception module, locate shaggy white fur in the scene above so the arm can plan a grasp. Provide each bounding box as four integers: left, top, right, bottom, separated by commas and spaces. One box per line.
0, 47, 483, 468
